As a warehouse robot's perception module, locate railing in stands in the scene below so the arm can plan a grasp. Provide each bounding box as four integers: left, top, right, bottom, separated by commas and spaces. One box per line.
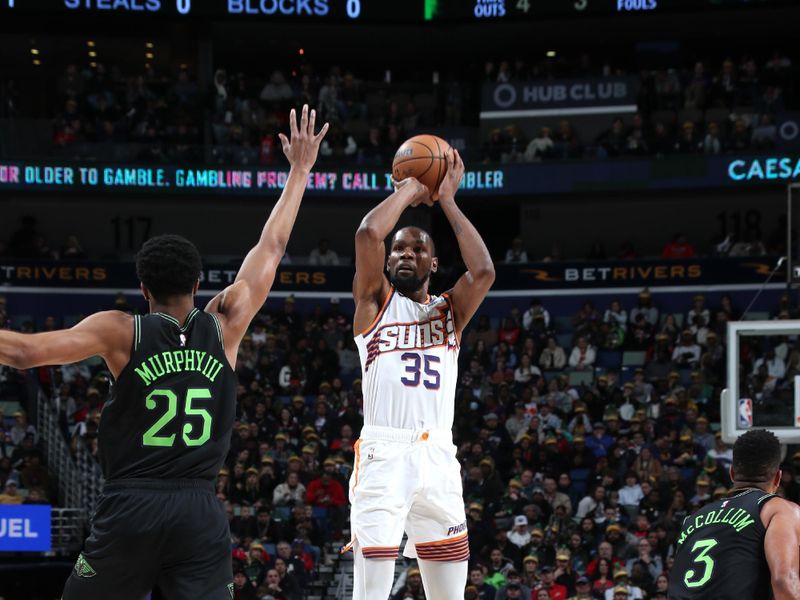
50, 508, 87, 556
334, 570, 351, 600
36, 389, 103, 514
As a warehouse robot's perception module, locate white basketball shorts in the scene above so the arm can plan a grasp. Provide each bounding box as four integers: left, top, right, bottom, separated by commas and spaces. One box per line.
346, 425, 469, 562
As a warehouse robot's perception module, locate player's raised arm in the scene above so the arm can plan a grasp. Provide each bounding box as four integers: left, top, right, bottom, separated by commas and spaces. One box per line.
0, 311, 132, 377
439, 150, 495, 338
206, 105, 328, 361
352, 177, 430, 334
763, 499, 800, 600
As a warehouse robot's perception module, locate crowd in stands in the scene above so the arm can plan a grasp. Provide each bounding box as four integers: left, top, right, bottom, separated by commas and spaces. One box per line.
0, 297, 53, 508
3, 282, 800, 599
209, 66, 441, 167
4, 43, 794, 168
501, 227, 780, 266
51, 64, 205, 163
0, 217, 87, 261
36, 61, 444, 167
482, 51, 795, 164
0, 209, 784, 269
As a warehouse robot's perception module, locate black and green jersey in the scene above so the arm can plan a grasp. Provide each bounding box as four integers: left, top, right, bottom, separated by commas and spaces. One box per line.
98, 308, 236, 482
668, 488, 776, 600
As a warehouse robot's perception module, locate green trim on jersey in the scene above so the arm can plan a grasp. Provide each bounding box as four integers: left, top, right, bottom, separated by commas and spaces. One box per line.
209, 313, 224, 347
155, 308, 199, 331
133, 315, 140, 351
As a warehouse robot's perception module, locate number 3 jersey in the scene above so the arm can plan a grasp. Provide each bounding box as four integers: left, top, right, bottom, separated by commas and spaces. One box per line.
668, 488, 776, 600
99, 308, 236, 482
355, 287, 460, 431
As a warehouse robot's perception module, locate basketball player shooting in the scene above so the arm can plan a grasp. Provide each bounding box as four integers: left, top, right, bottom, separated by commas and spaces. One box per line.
349, 149, 495, 600
0, 105, 327, 600
668, 429, 800, 600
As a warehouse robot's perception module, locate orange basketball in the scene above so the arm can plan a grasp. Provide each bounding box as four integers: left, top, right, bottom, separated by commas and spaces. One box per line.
392, 134, 451, 200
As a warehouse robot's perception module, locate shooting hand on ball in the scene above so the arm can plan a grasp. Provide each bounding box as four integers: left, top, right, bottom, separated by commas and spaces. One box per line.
278, 104, 329, 173
437, 149, 465, 204
392, 176, 433, 207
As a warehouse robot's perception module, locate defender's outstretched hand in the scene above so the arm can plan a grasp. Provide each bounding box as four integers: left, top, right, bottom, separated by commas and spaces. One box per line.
278, 104, 329, 172
437, 148, 465, 203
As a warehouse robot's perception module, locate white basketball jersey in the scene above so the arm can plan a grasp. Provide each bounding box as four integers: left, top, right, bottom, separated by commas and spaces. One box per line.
355, 287, 460, 431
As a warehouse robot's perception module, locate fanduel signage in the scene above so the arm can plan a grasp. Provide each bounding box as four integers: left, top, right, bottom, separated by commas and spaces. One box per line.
481, 77, 639, 119
0, 505, 51, 551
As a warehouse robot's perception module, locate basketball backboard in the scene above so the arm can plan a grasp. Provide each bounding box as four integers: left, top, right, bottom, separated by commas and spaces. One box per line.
721, 320, 800, 445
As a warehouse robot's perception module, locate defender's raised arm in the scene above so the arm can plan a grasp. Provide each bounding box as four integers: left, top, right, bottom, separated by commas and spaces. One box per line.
206, 104, 328, 364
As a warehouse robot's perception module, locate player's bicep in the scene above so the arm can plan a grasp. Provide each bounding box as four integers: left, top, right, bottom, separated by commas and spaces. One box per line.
22, 311, 124, 367
764, 504, 800, 582
205, 280, 256, 348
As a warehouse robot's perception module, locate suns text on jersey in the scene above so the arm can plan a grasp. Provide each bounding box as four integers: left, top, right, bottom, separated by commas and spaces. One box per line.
373, 317, 455, 352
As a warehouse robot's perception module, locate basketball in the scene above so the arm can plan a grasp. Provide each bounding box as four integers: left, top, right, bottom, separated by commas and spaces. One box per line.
392, 134, 451, 200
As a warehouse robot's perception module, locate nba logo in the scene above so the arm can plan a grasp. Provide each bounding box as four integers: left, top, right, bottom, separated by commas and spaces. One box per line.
738, 398, 753, 428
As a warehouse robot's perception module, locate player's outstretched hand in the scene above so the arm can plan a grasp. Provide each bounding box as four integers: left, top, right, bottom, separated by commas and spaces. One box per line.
392, 176, 433, 207
278, 104, 329, 172
437, 148, 465, 203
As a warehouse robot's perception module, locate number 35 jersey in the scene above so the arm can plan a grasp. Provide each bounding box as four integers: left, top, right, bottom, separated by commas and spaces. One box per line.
355, 287, 460, 431
668, 488, 776, 600
99, 308, 236, 482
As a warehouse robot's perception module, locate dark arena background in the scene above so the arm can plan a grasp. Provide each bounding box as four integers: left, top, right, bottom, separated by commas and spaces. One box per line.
2, 1, 800, 599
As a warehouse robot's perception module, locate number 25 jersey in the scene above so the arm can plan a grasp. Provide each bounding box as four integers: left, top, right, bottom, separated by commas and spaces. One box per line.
355, 287, 460, 431
99, 309, 236, 482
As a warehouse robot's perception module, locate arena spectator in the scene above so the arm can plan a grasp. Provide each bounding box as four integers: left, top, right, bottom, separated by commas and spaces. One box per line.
661, 234, 696, 259
468, 566, 496, 599
687, 294, 710, 326
0, 480, 22, 504
60, 235, 86, 259
540, 337, 567, 371
536, 565, 568, 600
568, 337, 596, 370
571, 575, 593, 600
603, 300, 627, 328
701, 121, 723, 154
752, 113, 777, 150
308, 238, 340, 266
618, 473, 644, 519
553, 119, 583, 159
625, 538, 663, 582
524, 127, 555, 162
9, 411, 36, 446
505, 238, 529, 263
273, 471, 306, 507
391, 566, 425, 600
319, 124, 358, 159
728, 118, 751, 152
232, 569, 258, 600
576, 484, 606, 522
260, 71, 293, 103
672, 330, 701, 367
606, 568, 643, 600
728, 233, 766, 257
